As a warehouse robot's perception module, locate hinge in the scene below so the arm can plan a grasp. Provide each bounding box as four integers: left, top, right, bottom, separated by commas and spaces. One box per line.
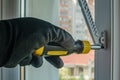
99, 31, 107, 49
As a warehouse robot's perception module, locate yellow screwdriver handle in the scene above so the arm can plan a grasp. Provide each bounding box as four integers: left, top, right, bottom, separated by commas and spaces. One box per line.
33, 41, 91, 56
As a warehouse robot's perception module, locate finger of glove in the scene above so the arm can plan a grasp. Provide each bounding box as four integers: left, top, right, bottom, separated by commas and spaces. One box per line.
45, 56, 64, 68
19, 54, 32, 66
48, 24, 75, 49
31, 55, 43, 68
15, 18, 75, 48
8, 17, 75, 49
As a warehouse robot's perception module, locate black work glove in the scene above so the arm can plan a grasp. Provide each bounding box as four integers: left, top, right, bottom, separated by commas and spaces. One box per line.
0, 17, 75, 68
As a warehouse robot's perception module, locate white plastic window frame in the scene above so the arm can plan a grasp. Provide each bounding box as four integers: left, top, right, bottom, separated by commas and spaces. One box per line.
1, 0, 118, 80
95, 0, 120, 80
112, 0, 120, 80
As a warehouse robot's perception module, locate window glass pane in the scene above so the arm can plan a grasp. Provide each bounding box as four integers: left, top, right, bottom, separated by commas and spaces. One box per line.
58, 0, 95, 80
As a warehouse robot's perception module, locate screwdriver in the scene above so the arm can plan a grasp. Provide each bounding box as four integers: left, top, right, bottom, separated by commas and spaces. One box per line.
33, 40, 102, 56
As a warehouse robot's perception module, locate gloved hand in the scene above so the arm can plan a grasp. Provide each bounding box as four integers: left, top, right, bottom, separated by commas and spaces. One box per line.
0, 17, 75, 68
